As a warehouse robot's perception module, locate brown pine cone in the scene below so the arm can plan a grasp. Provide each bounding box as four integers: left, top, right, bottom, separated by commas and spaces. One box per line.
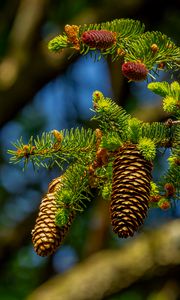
110, 143, 152, 238
32, 176, 74, 256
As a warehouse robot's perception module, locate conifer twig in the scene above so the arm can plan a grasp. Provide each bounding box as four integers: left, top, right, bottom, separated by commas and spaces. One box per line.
165, 119, 180, 126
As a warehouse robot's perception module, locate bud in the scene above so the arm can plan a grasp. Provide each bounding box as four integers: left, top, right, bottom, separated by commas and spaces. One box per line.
174, 158, 180, 165
158, 62, 165, 69
150, 43, 159, 53
158, 198, 171, 210
149, 194, 161, 203
64, 24, 80, 50
164, 183, 176, 197
117, 48, 126, 57
52, 130, 63, 143
163, 96, 177, 113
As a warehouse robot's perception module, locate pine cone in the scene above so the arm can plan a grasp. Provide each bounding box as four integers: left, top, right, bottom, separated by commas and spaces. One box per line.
81, 30, 116, 49
32, 176, 74, 256
110, 144, 152, 238
122, 61, 148, 81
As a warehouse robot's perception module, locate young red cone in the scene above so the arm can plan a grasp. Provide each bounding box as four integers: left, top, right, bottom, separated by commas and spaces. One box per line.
122, 61, 148, 81
81, 30, 116, 49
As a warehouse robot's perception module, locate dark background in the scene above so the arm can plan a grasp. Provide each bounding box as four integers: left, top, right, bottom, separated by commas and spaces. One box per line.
0, 0, 179, 299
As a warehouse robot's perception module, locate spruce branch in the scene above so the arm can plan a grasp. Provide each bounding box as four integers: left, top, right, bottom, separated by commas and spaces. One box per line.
153, 123, 180, 201
137, 138, 156, 160
48, 19, 145, 60
79, 19, 145, 59
55, 162, 93, 214
126, 118, 143, 143
7, 18, 180, 256
148, 81, 180, 117
8, 89, 180, 206
48, 34, 69, 52
92, 90, 130, 140
165, 119, 180, 127
48, 19, 179, 79
160, 163, 180, 201
125, 31, 179, 71
148, 81, 180, 101
141, 122, 170, 146
8, 128, 96, 170
148, 81, 174, 97
79, 18, 145, 39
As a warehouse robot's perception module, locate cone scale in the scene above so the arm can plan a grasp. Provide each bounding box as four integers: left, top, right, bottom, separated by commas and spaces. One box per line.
32, 177, 74, 256
110, 144, 152, 238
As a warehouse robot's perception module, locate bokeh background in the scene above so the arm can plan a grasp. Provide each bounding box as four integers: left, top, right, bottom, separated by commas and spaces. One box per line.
0, 0, 179, 299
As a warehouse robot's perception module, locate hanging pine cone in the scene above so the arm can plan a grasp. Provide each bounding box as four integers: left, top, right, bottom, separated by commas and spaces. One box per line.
110, 144, 152, 238
81, 30, 116, 49
32, 176, 74, 256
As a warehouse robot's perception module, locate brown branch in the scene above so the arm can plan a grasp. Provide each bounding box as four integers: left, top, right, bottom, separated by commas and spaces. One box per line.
0, 6, 99, 127
0, 0, 49, 90
8, 0, 49, 50
0, 47, 78, 126
27, 219, 180, 300
165, 119, 180, 126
